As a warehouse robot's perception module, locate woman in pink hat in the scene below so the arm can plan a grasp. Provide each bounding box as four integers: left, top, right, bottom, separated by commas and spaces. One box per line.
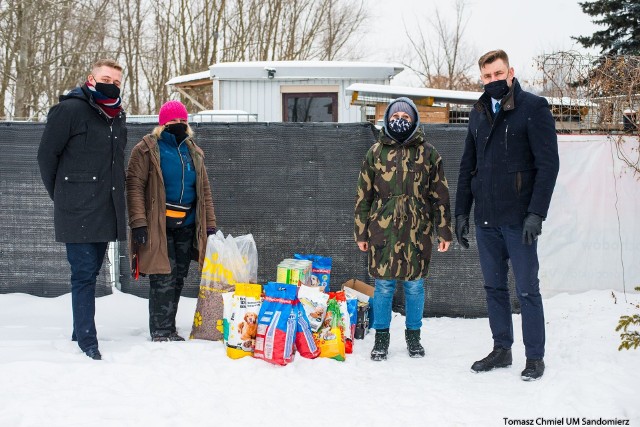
126, 100, 217, 342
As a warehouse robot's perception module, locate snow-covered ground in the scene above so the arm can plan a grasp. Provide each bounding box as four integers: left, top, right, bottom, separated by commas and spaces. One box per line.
0, 289, 638, 427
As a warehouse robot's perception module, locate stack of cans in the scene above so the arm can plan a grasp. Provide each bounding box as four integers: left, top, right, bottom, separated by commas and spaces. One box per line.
276, 259, 313, 286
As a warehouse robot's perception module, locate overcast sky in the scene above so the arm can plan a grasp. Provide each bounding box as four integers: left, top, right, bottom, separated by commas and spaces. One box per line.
359, 0, 602, 87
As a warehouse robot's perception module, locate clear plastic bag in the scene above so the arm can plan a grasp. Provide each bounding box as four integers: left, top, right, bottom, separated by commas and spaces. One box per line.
191, 232, 259, 341
200, 231, 258, 287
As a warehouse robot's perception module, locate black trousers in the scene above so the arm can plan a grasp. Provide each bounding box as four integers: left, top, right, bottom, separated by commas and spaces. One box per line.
148, 225, 195, 338
476, 224, 545, 359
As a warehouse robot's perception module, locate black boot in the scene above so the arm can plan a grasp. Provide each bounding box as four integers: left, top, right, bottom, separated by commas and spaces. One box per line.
405, 329, 425, 358
521, 358, 545, 381
84, 347, 102, 360
471, 347, 512, 372
371, 329, 390, 361
168, 332, 185, 341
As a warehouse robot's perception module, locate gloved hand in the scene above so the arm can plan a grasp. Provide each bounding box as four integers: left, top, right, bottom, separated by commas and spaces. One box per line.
132, 226, 148, 246
522, 213, 543, 245
206, 227, 217, 236
455, 215, 470, 249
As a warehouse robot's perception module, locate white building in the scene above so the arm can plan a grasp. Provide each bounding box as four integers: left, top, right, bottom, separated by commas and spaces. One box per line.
166, 61, 404, 123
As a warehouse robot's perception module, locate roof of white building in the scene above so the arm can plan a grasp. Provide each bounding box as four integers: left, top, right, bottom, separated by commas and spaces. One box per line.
346, 83, 597, 108
346, 83, 483, 105
208, 61, 404, 80
166, 71, 210, 86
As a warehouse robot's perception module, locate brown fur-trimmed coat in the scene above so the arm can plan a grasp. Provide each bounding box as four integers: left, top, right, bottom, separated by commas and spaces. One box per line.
126, 134, 216, 275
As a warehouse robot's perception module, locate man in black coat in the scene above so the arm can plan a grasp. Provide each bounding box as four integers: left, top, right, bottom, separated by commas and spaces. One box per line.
38, 59, 127, 360
455, 50, 559, 381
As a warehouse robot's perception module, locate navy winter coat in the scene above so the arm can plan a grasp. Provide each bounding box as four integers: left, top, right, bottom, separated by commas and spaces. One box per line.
37, 85, 128, 243
455, 79, 559, 226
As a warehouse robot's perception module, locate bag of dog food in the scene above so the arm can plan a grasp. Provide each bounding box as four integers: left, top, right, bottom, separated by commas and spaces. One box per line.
222, 291, 234, 342
191, 232, 258, 341
224, 283, 263, 359
253, 283, 298, 366
315, 299, 345, 361
294, 254, 332, 292
297, 284, 329, 332
347, 297, 358, 346
293, 301, 320, 359
328, 291, 353, 354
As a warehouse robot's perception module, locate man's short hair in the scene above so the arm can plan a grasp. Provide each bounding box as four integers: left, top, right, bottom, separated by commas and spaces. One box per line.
92, 59, 123, 72
478, 50, 509, 70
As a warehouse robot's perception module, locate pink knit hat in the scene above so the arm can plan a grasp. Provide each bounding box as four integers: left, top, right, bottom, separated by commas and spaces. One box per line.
158, 100, 188, 125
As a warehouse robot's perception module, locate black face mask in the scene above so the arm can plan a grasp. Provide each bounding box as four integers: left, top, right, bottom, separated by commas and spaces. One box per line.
164, 123, 189, 142
95, 82, 121, 99
387, 117, 415, 142
484, 79, 510, 100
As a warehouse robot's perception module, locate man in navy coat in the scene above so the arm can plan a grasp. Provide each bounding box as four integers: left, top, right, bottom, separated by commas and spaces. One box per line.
38, 59, 127, 361
455, 50, 559, 381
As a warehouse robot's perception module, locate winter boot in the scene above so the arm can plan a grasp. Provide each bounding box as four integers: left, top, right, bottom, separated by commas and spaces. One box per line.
168, 332, 185, 341
371, 329, 390, 361
521, 358, 545, 381
405, 329, 425, 358
84, 347, 102, 360
471, 347, 512, 372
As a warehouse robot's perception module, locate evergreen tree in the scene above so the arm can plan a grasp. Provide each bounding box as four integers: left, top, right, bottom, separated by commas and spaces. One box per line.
616, 287, 640, 351
573, 0, 640, 55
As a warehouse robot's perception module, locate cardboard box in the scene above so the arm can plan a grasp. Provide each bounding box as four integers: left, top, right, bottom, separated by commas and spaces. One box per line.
342, 279, 374, 302
342, 279, 375, 338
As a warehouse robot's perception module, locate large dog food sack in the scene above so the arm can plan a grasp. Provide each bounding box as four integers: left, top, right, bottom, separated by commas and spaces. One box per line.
347, 297, 358, 347
315, 299, 345, 361
297, 284, 329, 332
222, 291, 234, 342
293, 301, 320, 359
191, 232, 258, 341
294, 254, 332, 292
328, 291, 353, 354
253, 283, 298, 366
224, 283, 263, 359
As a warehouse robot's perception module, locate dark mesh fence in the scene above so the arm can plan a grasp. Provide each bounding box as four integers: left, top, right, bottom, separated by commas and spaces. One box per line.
0, 121, 517, 317
0, 122, 112, 297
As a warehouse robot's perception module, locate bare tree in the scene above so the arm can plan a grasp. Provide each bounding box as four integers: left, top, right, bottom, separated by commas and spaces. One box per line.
116, 0, 148, 114
404, 0, 477, 90
12, 0, 34, 119
2, 0, 111, 119
534, 52, 640, 177
141, 1, 174, 113
319, 0, 367, 60
0, 0, 19, 117
0, 0, 369, 118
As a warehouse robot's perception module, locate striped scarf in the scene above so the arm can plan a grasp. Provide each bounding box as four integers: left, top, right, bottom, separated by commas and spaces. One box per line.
85, 81, 122, 118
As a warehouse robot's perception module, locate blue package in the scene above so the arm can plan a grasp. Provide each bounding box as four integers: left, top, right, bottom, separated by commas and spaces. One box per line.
293, 254, 332, 292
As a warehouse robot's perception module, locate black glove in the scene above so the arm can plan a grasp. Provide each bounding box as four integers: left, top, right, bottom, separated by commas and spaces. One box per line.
132, 226, 148, 246
522, 213, 543, 245
455, 214, 470, 249
206, 227, 217, 236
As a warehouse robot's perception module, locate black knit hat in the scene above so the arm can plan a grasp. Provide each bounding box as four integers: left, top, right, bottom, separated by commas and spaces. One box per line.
387, 100, 417, 123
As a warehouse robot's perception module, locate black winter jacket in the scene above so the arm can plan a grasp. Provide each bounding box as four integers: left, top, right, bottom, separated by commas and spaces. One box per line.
37, 85, 127, 243
455, 79, 559, 227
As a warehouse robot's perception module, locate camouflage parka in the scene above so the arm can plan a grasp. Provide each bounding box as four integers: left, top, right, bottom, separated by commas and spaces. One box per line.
354, 99, 453, 280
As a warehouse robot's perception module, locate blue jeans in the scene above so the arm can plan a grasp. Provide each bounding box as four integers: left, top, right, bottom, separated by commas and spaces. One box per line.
372, 278, 425, 330
66, 242, 108, 352
476, 225, 545, 359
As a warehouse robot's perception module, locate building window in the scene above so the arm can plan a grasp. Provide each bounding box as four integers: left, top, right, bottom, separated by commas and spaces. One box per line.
282, 92, 338, 122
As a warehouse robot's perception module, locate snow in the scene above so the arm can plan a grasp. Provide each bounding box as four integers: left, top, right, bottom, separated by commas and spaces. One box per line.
209, 61, 404, 80
0, 289, 638, 426
346, 82, 483, 104
165, 71, 210, 86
